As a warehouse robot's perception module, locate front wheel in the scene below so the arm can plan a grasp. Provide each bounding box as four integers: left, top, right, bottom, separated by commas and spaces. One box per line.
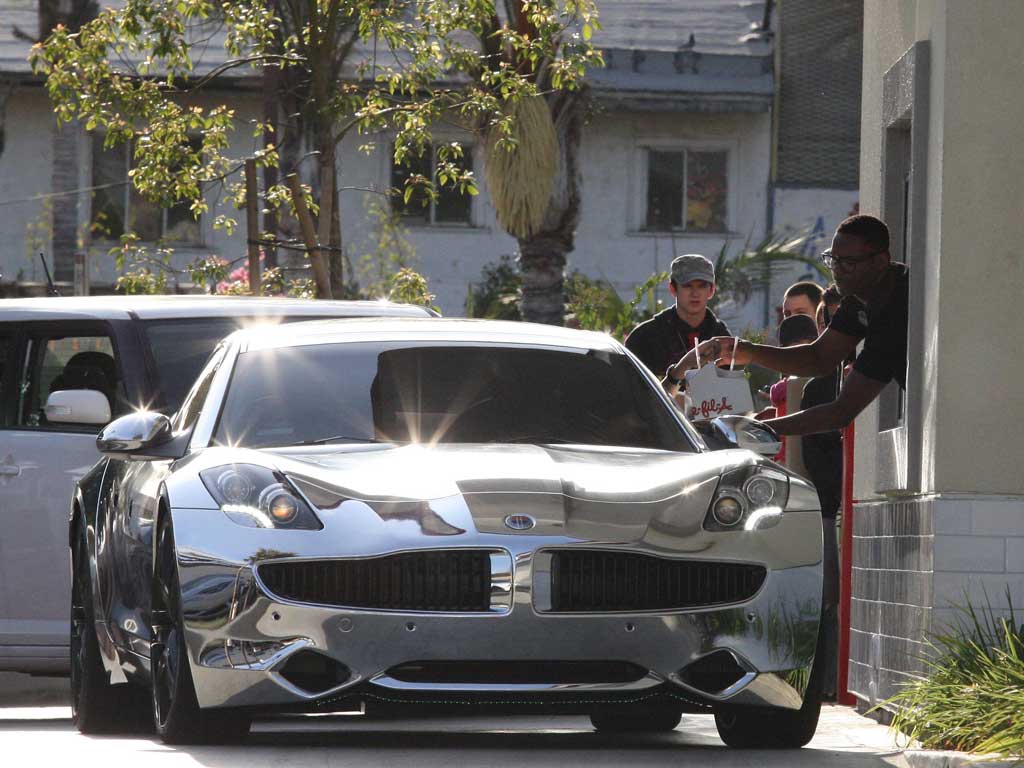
151, 514, 249, 744
70, 523, 150, 734
714, 665, 823, 749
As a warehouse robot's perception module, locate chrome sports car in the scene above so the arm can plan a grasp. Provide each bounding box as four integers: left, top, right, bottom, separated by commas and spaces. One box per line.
71, 319, 824, 747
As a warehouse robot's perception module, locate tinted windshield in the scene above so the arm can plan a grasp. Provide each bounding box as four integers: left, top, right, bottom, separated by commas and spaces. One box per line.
214, 342, 693, 452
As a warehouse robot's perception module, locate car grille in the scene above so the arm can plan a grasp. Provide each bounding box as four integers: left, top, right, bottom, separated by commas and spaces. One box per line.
547, 550, 766, 612
257, 550, 493, 612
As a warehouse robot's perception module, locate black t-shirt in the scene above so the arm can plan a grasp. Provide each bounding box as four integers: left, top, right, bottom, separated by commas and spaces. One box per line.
625, 306, 731, 376
800, 370, 842, 519
828, 263, 909, 390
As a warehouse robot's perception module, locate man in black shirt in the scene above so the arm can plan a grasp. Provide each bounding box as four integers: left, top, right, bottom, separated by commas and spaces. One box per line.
625, 253, 731, 380
664, 214, 908, 436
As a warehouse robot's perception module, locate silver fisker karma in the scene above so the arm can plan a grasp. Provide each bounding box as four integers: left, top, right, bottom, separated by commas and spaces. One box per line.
70, 318, 824, 747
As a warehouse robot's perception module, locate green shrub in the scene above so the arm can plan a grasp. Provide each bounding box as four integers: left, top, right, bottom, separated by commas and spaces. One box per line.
883, 589, 1024, 757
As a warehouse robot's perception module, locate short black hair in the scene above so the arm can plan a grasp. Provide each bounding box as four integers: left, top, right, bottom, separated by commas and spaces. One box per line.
836, 214, 890, 253
778, 314, 819, 347
784, 281, 824, 306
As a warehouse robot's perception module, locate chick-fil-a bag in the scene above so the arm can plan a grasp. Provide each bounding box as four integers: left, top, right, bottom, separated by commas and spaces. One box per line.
682, 338, 753, 421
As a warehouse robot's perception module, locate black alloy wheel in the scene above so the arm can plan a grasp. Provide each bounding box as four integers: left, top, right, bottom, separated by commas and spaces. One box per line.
151, 514, 249, 744
70, 523, 150, 734
590, 706, 682, 733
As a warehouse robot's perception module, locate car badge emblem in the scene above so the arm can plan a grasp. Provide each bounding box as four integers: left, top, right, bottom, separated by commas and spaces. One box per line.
504, 514, 536, 531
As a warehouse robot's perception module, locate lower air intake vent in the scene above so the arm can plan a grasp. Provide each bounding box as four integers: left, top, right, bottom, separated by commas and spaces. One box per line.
277, 650, 350, 694
548, 550, 766, 612
677, 650, 750, 695
386, 660, 648, 685
258, 550, 492, 612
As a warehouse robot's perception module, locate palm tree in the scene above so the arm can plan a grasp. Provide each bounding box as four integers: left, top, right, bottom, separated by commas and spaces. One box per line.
476, 3, 598, 326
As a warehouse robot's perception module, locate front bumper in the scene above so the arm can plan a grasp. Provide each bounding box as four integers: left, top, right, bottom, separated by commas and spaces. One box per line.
169, 505, 822, 713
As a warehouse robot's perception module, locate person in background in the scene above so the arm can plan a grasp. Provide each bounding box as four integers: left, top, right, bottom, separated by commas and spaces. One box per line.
782, 281, 824, 320
800, 296, 845, 702
626, 253, 731, 384
759, 314, 819, 459
815, 284, 842, 334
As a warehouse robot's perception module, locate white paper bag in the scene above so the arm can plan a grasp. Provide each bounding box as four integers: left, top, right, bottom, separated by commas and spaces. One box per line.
683, 363, 754, 421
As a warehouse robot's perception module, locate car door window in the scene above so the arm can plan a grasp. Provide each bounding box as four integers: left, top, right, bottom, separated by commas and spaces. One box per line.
15, 332, 125, 431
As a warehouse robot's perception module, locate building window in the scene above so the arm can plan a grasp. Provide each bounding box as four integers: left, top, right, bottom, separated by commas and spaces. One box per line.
644, 148, 728, 232
90, 134, 201, 244
390, 144, 474, 226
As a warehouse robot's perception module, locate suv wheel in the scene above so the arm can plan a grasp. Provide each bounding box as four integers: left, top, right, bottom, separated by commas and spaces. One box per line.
590, 706, 682, 733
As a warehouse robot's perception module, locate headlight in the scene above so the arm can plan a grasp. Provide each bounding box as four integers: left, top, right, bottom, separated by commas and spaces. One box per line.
200, 464, 322, 530
705, 465, 790, 532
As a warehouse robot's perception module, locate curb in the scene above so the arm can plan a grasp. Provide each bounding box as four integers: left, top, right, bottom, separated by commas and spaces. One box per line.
904, 750, 1022, 768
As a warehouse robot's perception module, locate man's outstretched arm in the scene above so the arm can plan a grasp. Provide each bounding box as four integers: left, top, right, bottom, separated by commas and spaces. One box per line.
762, 370, 887, 436
665, 328, 859, 383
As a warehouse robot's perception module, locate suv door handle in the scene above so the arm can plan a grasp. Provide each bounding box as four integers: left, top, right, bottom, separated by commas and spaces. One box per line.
0, 465, 20, 478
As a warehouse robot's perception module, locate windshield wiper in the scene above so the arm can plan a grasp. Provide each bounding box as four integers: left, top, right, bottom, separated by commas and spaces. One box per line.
283, 435, 383, 447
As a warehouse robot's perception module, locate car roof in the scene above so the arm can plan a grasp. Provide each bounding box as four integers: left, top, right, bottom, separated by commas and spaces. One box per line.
235, 317, 621, 353
0, 295, 434, 321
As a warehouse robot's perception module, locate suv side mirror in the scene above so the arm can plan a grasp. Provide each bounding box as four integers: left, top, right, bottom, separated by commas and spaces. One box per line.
96, 411, 188, 461
706, 415, 782, 457
45, 390, 111, 426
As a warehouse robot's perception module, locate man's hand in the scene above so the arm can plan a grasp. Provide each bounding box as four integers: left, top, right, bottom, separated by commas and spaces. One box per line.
698, 336, 750, 368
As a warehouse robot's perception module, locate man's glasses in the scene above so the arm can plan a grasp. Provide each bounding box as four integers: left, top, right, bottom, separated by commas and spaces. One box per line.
819, 248, 882, 271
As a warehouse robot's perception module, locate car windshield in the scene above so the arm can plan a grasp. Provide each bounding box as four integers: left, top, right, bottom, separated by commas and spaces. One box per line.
213, 342, 694, 452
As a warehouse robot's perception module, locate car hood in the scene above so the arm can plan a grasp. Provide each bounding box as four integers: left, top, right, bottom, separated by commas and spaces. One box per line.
267, 443, 753, 542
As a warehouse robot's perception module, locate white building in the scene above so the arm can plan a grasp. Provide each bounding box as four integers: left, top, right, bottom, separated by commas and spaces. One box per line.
851, 0, 1024, 709
0, 0, 793, 326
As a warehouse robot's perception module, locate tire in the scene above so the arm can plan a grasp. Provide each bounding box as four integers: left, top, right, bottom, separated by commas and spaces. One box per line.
714, 656, 823, 749
151, 514, 249, 745
70, 523, 150, 734
590, 707, 682, 733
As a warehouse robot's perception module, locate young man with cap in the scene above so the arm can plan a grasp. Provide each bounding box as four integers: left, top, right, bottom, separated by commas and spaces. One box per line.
666, 214, 908, 436
625, 253, 731, 381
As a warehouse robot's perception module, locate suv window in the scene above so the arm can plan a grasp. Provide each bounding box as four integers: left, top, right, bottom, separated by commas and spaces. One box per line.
0, 334, 12, 427
145, 319, 239, 413
174, 344, 226, 433
16, 332, 125, 430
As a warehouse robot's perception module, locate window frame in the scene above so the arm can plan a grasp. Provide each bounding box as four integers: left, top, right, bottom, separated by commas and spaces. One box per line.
5, 321, 125, 434
634, 138, 737, 235
89, 133, 205, 246
387, 141, 477, 228
0, 331, 16, 429
173, 342, 229, 434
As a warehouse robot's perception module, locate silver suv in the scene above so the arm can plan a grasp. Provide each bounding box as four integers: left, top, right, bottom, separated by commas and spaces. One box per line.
0, 295, 433, 673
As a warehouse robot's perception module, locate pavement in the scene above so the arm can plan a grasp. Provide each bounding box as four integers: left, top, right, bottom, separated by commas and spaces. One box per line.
0, 672, 1017, 767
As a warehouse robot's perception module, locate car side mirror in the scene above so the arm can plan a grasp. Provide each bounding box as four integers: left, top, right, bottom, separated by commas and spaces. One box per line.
96, 411, 189, 461
707, 415, 782, 457
45, 390, 111, 426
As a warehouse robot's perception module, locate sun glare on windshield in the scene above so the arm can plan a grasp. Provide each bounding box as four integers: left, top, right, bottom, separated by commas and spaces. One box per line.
213, 342, 694, 453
